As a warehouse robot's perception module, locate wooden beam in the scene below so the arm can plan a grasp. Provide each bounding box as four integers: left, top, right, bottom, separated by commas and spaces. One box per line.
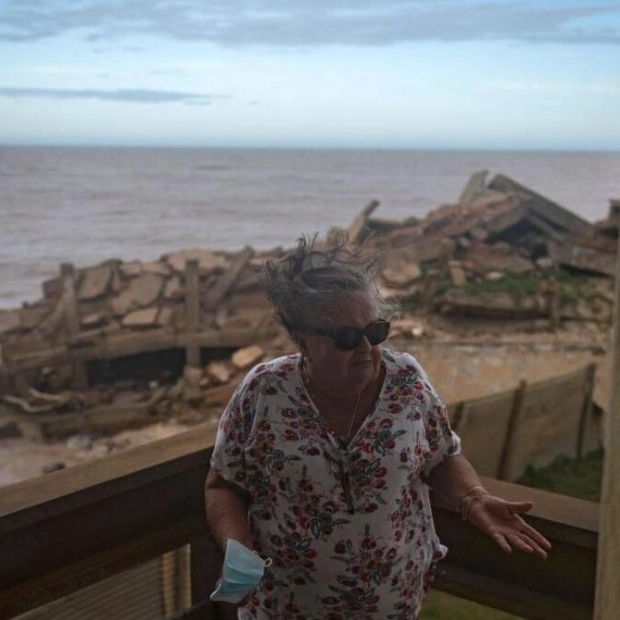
60, 263, 88, 390
348, 199, 380, 244
4, 326, 278, 374
185, 259, 201, 367
594, 233, 620, 619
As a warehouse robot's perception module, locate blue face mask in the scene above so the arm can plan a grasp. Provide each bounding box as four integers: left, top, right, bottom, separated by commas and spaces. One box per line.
210, 539, 272, 604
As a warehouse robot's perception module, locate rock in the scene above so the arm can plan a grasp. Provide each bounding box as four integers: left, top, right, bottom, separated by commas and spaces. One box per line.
205, 361, 231, 385
484, 271, 505, 282
66, 433, 92, 451
183, 365, 203, 387
164, 276, 183, 300
536, 257, 555, 270
78, 264, 112, 301
120, 261, 142, 278
42, 461, 66, 474
390, 319, 426, 339
176, 407, 204, 425
382, 263, 422, 287
163, 249, 228, 274
142, 261, 171, 277
81, 312, 107, 328
122, 307, 160, 328
232, 344, 264, 370
111, 273, 164, 315
448, 261, 467, 287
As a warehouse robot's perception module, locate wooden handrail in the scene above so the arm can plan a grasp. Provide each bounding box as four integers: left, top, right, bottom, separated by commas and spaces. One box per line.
0, 423, 599, 620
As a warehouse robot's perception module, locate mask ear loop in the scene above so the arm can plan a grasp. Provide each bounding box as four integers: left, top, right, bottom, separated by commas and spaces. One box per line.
264, 558, 273, 568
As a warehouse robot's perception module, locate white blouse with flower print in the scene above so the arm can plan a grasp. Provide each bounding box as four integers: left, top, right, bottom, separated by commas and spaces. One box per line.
210, 348, 461, 620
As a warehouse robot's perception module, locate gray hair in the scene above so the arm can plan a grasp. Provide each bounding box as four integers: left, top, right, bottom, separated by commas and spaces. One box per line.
264, 232, 392, 332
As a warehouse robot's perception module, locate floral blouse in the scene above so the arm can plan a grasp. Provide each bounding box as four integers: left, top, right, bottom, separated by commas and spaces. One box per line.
210, 348, 461, 620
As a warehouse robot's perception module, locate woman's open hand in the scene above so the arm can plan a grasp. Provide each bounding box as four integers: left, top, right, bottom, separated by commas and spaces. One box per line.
467, 495, 551, 559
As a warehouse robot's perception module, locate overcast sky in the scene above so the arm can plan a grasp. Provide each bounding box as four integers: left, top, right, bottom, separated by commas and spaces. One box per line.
1, 0, 619, 150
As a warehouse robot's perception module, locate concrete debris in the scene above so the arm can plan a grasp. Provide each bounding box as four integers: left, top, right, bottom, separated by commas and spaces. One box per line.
232, 344, 264, 370
0, 172, 616, 438
121, 307, 160, 328
111, 273, 164, 316
42, 461, 66, 474
205, 362, 231, 386
78, 264, 113, 301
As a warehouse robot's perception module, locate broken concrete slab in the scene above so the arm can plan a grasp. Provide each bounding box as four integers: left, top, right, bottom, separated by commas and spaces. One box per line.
205, 361, 231, 386
120, 261, 142, 278
458, 170, 488, 206
488, 174, 594, 239
548, 240, 616, 277
164, 275, 183, 300
141, 261, 171, 277
382, 262, 422, 287
121, 307, 160, 328
78, 264, 112, 301
232, 344, 264, 370
111, 273, 164, 316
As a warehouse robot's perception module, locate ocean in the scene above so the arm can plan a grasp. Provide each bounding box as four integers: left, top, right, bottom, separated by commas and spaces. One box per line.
0, 146, 619, 309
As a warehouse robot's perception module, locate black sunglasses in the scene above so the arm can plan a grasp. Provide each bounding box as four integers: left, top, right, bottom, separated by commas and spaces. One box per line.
303, 319, 390, 351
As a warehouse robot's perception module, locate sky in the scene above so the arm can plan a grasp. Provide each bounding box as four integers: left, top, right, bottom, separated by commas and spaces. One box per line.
0, 0, 619, 150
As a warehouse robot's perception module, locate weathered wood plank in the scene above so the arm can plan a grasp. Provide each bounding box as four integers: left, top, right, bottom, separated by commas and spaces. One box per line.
348, 199, 380, 244
4, 327, 278, 374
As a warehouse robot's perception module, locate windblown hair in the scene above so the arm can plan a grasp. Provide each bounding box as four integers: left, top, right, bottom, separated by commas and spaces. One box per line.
264, 232, 392, 332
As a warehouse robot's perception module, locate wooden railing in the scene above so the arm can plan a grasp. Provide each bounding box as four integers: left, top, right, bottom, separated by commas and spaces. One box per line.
0, 424, 599, 620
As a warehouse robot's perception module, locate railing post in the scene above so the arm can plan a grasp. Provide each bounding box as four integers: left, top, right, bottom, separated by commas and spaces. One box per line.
594, 228, 620, 619
185, 259, 201, 368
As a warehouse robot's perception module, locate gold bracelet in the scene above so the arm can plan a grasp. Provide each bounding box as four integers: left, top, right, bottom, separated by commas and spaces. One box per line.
458, 485, 489, 521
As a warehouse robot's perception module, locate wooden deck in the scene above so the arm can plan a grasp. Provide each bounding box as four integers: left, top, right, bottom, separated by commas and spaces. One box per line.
0, 424, 599, 620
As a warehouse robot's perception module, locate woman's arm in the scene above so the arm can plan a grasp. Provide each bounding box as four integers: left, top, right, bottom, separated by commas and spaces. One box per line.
427, 454, 551, 559
205, 468, 254, 552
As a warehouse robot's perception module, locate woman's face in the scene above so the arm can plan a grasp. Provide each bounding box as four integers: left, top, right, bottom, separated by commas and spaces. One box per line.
301, 291, 384, 395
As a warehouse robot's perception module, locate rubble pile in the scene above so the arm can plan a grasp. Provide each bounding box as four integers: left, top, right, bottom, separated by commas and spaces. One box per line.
0, 172, 617, 439
360, 173, 618, 323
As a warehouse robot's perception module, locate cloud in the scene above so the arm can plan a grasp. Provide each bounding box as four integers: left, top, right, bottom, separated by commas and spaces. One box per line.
0, 87, 221, 104
0, 0, 618, 46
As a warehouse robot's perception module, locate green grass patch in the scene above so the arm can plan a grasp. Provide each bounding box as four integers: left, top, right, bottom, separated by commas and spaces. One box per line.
516, 449, 603, 502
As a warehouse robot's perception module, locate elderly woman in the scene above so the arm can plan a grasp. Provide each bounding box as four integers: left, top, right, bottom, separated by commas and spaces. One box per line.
205, 235, 550, 619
